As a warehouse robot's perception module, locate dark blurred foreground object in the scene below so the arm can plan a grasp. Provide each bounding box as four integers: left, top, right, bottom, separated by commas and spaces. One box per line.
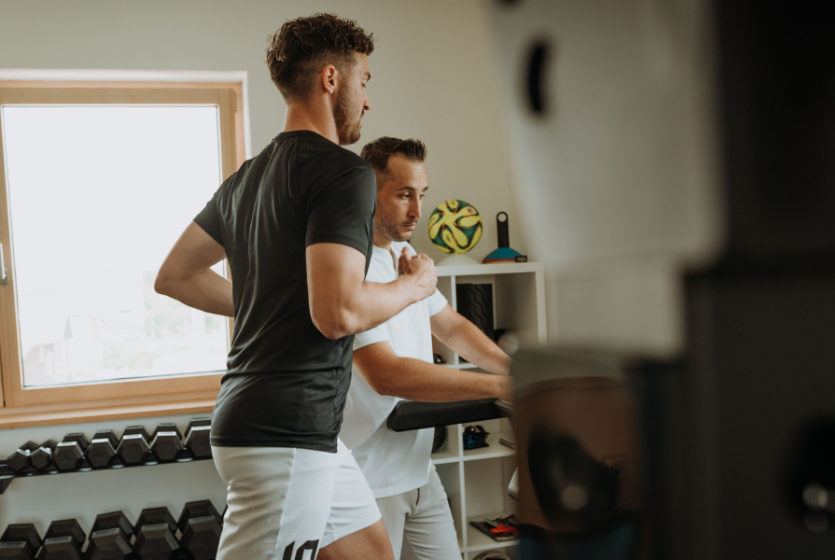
510, 352, 643, 559
491, 0, 835, 557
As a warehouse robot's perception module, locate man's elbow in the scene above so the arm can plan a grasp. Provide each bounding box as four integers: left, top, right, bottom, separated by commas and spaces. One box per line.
153, 271, 173, 297
311, 309, 358, 340
154, 266, 183, 299
359, 366, 396, 397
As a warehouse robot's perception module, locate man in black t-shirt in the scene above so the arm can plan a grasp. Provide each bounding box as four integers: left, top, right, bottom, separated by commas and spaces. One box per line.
155, 13, 436, 560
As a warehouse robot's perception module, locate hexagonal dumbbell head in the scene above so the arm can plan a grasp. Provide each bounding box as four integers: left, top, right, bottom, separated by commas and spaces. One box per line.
0, 523, 42, 560
135, 506, 180, 559
41, 518, 85, 560
150, 423, 185, 462
134, 524, 179, 560
85, 527, 133, 560
87, 510, 136, 560
54, 433, 90, 472
6, 441, 39, 473
87, 430, 119, 469
116, 426, 151, 465
184, 417, 212, 460
136, 506, 178, 535
29, 440, 57, 472
178, 499, 222, 560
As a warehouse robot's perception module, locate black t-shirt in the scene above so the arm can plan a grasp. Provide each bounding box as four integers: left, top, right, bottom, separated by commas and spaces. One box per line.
194, 130, 376, 452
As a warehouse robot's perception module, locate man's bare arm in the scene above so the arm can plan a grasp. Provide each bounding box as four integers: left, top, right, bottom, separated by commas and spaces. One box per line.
306, 242, 437, 340
154, 222, 234, 317
353, 341, 511, 402
430, 305, 511, 375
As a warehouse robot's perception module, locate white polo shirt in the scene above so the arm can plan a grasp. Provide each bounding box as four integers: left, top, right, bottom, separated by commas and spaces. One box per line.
341, 241, 448, 498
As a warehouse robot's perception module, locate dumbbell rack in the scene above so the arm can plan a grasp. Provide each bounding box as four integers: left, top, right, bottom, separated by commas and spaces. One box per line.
0, 417, 212, 495
0, 453, 213, 495
1, 499, 224, 559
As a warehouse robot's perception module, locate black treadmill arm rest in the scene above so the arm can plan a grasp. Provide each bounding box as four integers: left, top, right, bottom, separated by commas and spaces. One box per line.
386, 398, 510, 432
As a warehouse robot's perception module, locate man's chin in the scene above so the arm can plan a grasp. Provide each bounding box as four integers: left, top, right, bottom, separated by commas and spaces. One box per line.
337, 125, 362, 146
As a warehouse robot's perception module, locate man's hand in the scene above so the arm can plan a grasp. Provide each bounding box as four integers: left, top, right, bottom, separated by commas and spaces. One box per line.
398, 249, 437, 302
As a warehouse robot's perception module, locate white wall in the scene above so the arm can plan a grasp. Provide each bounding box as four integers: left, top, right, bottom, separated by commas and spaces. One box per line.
0, 0, 519, 258
0, 0, 519, 532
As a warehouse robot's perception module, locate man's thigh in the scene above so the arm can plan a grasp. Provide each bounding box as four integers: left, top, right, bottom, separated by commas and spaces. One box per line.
376, 489, 418, 559
320, 440, 384, 548
403, 468, 461, 560
212, 445, 338, 560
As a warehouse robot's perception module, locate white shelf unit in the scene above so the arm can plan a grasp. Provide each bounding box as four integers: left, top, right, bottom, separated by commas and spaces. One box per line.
431, 262, 546, 560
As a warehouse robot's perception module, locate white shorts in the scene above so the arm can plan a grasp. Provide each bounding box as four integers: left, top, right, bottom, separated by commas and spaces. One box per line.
376, 466, 460, 560
212, 439, 381, 559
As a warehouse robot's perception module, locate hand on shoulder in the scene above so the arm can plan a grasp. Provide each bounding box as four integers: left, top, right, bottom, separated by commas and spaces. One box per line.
398, 248, 437, 302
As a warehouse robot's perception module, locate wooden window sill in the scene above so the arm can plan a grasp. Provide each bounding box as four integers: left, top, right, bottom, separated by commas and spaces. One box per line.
0, 391, 218, 429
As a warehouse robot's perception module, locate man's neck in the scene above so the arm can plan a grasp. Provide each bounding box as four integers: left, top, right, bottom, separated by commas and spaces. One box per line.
373, 233, 398, 269
373, 231, 392, 251
283, 101, 339, 144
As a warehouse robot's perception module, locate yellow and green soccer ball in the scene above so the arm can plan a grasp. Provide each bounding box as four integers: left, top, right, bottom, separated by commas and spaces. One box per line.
428, 199, 483, 254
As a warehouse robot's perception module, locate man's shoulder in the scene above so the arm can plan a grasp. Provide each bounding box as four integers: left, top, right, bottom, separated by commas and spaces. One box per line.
277, 131, 370, 174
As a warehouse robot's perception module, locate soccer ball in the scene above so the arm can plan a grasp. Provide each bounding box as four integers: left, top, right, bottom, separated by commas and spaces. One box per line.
428, 199, 483, 254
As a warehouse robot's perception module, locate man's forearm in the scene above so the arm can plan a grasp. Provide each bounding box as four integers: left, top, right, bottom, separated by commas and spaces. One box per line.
155, 221, 233, 317
307, 243, 436, 339
157, 269, 233, 317
447, 322, 511, 375
346, 276, 424, 334
432, 309, 511, 375
359, 355, 511, 402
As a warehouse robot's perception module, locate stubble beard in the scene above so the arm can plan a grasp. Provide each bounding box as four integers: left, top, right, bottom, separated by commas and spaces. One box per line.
376, 218, 414, 243
334, 87, 362, 145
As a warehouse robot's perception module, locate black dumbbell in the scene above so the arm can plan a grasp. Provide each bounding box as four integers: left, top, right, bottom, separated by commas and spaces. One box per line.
5, 441, 39, 474
29, 440, 57, 473
86, 430, 120, 469
178, 500, 222, 560
116, 426, 152, 466
150, 423, 185, 463
134, 507, 187, 560
54, 434, 90, 472
0, 523, 41, 560
86, 510, 135, 560
184, 418, 212, 460
39, 519, 85, 559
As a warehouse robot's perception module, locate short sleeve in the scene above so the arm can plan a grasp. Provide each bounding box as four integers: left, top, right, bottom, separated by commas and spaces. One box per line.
353, 322, 391, 351
306, 165, 376, 256
194, 191, 223, 245
428, 290, 448, 317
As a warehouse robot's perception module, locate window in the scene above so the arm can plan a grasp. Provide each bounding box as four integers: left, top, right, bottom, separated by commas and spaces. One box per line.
0, 78, 246, 426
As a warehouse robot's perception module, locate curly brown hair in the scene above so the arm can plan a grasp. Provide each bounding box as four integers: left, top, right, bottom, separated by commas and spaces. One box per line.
361, 137, 427, 174
266, 13, 374, 101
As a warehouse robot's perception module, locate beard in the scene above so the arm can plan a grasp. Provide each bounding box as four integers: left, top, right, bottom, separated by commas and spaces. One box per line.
333, 87, 362, 145
376, 218, 415, 243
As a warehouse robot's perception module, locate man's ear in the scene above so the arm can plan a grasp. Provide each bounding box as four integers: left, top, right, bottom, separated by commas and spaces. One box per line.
320, 64, 338, 95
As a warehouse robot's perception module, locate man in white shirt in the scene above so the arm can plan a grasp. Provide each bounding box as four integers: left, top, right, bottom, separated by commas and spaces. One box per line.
341, 137, 512, 559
